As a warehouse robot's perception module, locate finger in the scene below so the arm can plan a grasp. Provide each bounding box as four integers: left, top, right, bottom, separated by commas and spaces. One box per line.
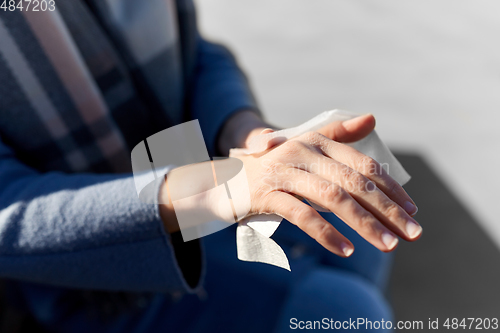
258, 128, 286, 151
316, 114, 376, 143
264, 191, 355, 257
278, 169, 400, 252
306, 132, 418, 217
296, 148, 422, 242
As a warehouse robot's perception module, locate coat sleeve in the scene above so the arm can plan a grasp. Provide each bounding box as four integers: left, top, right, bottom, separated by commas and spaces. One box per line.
189, 37, 261, 156
0, 136, 204, 293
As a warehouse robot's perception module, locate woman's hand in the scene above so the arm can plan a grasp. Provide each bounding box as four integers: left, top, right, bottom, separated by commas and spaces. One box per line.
234, 114, 420, 257
161, 112, 420, 258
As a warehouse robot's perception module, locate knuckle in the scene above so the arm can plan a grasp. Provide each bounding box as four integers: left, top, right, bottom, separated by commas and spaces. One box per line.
316, 223, 333, 243
338, 166, 354, 180
342, 168, 366, 192
300, 131, 333, 152
350, 172, 366, 187
302, 131, 331, 148
290, 205, 315, 222
279, 140, 304, 157
318, 181, 344, 205
360, 156, 381, 176
387, 181, 400, 197
383, 203, 401, 221
358, 213, 376, 232
301, 131, 321, 142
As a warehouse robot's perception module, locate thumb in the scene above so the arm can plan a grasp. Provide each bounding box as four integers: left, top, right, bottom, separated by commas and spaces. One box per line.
316, 114, 376, 143
259, 128, 287, 150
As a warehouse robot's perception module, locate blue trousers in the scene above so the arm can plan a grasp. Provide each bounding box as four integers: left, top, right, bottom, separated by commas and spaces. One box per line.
122, 212, 393, 332
30, 212, 395, 333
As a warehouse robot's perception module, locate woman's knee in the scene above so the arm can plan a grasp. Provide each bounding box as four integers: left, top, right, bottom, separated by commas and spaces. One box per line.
275, 268, 394, 332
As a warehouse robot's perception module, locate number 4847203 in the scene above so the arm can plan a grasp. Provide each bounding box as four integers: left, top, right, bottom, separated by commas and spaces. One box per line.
1, 0, 56, 11
443, 318, 498, 330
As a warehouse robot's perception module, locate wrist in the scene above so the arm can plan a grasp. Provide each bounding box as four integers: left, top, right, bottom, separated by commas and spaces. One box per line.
159, 178, 180, 234
158, 161, 232, 234
218, 110, 272, 155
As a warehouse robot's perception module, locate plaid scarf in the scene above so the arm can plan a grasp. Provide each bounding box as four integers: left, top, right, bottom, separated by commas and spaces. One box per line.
0, 0, 261, 321
0, 0, 196, 174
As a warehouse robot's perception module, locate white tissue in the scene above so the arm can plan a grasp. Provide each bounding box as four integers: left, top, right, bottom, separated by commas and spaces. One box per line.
230, 109, 411, 270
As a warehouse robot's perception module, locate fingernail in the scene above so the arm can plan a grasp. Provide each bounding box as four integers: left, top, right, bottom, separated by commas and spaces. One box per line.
341, 242, 354, 257
404, 201, 418, 216
259, 128, 275, 135
381, 232, 399, 250
406, 220, 422, 239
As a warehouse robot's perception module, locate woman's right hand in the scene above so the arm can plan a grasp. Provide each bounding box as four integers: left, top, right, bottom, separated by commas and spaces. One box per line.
160, 114, 421, 257
235, 128, 421, 257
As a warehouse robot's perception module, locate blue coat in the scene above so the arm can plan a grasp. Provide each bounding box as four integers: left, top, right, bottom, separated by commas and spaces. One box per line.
0, 0, 259, 329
